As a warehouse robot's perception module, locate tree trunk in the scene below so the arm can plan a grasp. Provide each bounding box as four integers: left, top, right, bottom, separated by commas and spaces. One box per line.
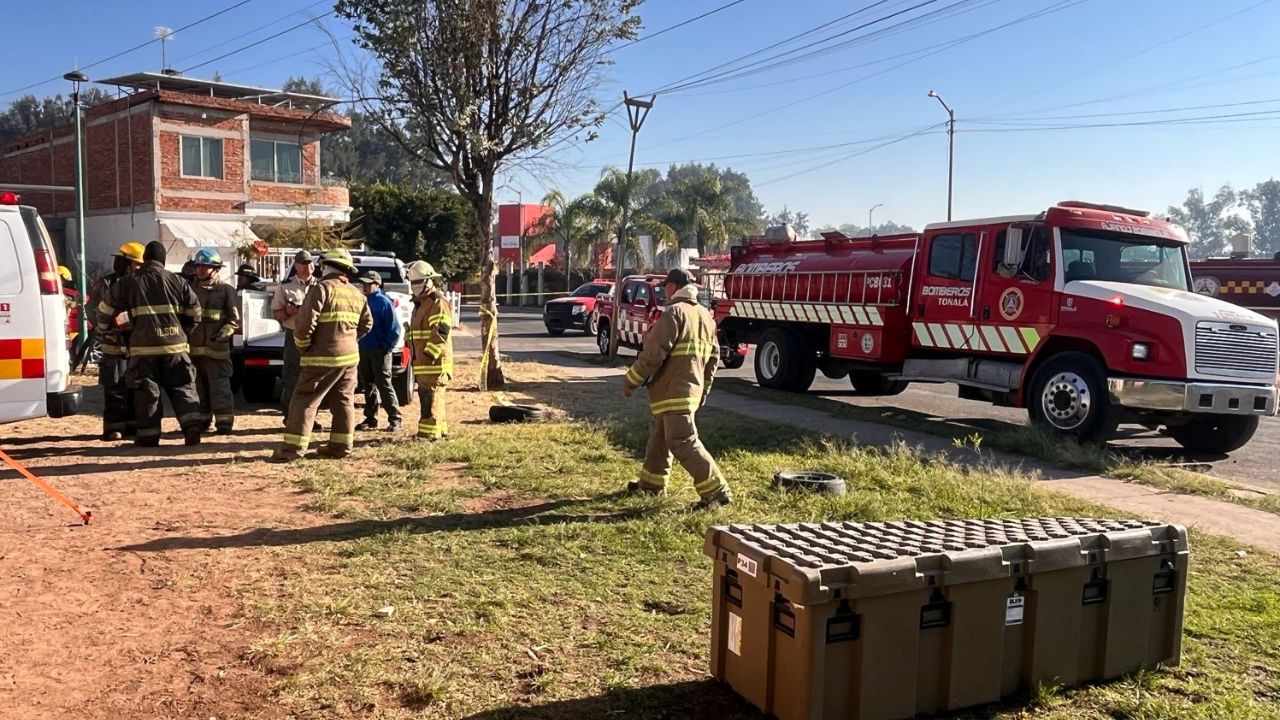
475, 186, 505, 390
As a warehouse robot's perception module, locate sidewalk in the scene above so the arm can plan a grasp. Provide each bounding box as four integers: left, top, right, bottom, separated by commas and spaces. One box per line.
518, 350, 1280, 553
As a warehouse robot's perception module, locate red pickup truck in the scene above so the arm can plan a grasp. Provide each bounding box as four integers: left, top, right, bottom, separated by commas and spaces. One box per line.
592, 273, 747, 368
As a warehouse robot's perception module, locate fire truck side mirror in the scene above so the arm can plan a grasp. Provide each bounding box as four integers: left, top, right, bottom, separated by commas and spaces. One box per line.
999, 227, 1023, 277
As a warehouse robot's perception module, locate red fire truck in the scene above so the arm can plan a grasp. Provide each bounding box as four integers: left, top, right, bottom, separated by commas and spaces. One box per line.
714, 201, 1279, 453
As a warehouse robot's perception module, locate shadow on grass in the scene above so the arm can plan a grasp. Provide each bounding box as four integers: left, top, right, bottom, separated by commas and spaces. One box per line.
461, 679, 761, 720
115, 496, 660, 552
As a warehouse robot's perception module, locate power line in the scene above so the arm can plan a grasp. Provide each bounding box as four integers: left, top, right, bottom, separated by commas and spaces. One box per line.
976, 96, 1280, 123
967, 108, 1280, 132
172, 0, 330, 65
755, 123, 942, 186
0, 0, 257, 99
983, 0, 1280, 114
610, 0, 752, 51
182, 9, 338, 73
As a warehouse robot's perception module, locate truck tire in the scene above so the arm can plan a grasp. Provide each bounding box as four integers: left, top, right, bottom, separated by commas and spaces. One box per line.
755, 328, 815, 392
393, 368, 415, 407
1027, 352, 1119, 442
596, 320, 612, 356
587, 313, 598, 337
1167, 415, 1259, 454
241, 370, 278, 404
849, 370, 908, 396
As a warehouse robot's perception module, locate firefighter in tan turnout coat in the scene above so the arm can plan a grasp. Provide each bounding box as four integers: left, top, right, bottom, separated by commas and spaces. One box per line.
406, 261, 453, 440
270, 249, 372, 463
622, 268, 732, 509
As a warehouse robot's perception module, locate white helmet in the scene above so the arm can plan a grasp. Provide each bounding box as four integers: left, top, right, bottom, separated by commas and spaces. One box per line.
406, 260, 441, 282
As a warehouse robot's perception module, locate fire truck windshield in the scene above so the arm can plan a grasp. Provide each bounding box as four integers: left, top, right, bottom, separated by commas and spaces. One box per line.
1060, 228, 1190, 291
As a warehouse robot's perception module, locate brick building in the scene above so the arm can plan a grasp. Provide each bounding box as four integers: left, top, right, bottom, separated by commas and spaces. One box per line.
0, 72, 351, 275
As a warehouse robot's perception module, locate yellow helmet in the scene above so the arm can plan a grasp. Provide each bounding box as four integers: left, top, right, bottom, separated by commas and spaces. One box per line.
116, 241, 145, 263
320, 248, 357, 274
406, 260, 441, 282
58, 265, 72, 282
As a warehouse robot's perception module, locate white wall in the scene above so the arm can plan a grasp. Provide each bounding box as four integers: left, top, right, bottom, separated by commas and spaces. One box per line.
67, 211, 160, 277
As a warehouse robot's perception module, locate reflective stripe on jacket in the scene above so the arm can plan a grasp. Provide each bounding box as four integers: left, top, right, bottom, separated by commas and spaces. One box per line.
89, 273, 129, 356
189, 279, 241, 360
293, 275, 372, 368
623, 284, 718, 415
409, 289, 454, 385
98, 261, 201, 357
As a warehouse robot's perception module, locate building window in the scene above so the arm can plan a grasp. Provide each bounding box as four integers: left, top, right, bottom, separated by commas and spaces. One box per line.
251, 139, 303, 183
180, 135, 223, 179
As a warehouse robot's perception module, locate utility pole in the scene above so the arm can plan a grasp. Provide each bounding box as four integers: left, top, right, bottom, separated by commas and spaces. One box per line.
608, 92, 654, 360
868, 203, 883, 233
928, 90, 955, 221
64, 70, 89, 348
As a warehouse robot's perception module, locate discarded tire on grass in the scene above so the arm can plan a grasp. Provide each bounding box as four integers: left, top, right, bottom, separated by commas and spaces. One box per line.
772, 470, 847, 495
488, 404, 546, 423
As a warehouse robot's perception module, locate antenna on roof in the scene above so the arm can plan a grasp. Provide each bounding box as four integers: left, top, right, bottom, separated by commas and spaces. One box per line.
155, 26, 175, 74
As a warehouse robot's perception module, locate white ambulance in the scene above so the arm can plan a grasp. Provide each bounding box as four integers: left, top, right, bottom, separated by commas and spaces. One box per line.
0, 190, 81, 424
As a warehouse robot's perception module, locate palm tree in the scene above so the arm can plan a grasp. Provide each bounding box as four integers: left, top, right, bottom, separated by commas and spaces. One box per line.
592, 168, 673, 271
661, 170, 759, 255
531, 189, 598, 275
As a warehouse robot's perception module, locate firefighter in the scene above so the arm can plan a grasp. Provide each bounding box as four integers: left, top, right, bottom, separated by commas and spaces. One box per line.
235, 264, 263, 291
405, 261, 453, 440
621, 268, 732, 509
187, 249, 241, 434
89, 241, 144, 441
270, 249, 372, 463
98, 241, 204, 447
272, 250, 320, 429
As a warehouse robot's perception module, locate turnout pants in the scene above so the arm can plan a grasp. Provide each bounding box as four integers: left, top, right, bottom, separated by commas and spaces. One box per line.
126, 353, 203, 445
280, 330, 301, 416
416, 384, 447, 439
99, 354, 135, 436
358, 348, 402, 425
275, 365, 358, 460
193, 355, 236, 431
636, 410, 729, 501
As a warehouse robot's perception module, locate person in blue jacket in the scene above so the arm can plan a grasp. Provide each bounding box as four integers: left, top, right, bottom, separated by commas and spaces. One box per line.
355, 270, 403, 431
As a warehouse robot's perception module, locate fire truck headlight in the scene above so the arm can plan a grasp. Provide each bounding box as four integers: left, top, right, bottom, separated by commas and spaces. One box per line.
1132, 342, 1150, 361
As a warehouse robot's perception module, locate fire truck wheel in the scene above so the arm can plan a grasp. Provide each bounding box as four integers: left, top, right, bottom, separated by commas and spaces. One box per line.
1166, 415, 1259, 455
755, 328, 813, 391
1027, 352, 1119, 441
596, 320, 612, 356
848, 370, 908, 396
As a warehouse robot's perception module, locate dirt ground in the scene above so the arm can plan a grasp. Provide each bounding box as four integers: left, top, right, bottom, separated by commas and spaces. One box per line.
0, 375, 406, 719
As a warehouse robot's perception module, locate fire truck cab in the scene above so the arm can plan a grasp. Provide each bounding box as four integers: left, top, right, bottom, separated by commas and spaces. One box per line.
716, 202, 1279, 453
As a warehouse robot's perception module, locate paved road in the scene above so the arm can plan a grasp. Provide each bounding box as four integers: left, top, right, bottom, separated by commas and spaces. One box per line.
468, 306, 1280, 493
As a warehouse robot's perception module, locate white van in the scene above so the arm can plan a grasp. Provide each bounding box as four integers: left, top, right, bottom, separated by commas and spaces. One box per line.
0, 191, 81, 424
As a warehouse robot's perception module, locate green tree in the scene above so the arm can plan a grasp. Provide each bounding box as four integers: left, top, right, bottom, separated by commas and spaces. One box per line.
767, 206, 811, 236
337, 0, 640, 389
1244, 179, 1280, 256
529, 189, 600, 274
0, 89, 114, 142
813, 221, 916, 238
591, 167, 673, 270
348, 182, 479, 280
653, 164, 762, 255
1165, 186, 1250, 258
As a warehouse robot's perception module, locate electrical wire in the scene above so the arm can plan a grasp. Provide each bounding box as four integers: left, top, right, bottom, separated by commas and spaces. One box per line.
0, 0, 258, 99
182, 9, 338, 73
172, 0, 331, 65
754, 123, 943, 186
610, 0, 752, 51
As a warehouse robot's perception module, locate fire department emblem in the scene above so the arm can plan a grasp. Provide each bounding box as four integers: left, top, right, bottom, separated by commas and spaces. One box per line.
1192, 276, 1220, 297
999, 288, 1024, 321
860, 333, 874, 354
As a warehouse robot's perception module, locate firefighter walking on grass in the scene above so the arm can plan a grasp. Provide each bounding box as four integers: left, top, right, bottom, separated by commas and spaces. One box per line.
97, 241, 205, 447
270, 249, 372, 463
622, 268, 732, 509
406, 261, 453, 440
187, 249, 241, 434
89, 241, 144, 441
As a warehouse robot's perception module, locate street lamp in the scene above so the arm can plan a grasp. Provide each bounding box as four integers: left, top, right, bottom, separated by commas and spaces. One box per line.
927, 90, 955, 221
608, 91, 655, 360
868, 203, 883, 233
63, 69, 89, 347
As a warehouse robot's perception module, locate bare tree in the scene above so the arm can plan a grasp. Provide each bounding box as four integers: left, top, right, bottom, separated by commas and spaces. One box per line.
336, 0, 640, 389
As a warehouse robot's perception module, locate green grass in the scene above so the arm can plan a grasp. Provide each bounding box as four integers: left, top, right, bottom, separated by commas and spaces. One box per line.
716, 377, 1280, 516
242, 391, 1280, 719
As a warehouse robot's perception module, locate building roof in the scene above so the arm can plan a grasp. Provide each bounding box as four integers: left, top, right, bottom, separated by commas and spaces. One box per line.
97, 72, 340, 111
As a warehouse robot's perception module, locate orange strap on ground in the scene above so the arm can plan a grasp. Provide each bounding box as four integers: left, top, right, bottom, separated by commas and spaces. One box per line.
0, 448, 92, 525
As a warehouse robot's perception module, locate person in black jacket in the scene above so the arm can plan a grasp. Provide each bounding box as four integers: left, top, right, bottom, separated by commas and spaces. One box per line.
98, 241, 205, 447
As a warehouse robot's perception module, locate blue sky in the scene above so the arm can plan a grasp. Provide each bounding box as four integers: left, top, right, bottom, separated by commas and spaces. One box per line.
3, 0, 1278, 231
